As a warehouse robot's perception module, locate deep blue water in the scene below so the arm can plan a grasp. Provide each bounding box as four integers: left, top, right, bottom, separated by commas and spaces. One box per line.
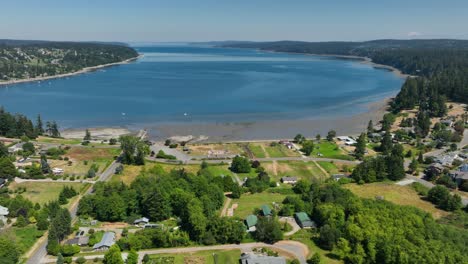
0, 44, 404, 129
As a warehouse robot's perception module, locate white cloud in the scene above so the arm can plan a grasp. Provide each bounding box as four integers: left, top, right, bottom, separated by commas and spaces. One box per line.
407, 31, 423, 37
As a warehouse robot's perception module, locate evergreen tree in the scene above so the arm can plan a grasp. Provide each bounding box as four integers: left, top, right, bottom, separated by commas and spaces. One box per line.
367, 120, 374, 135
41, 154, 51, 174
354, 133, 367, 160
326, 130, 337, 141
56, 253, 64, 264
380, 131, 393, 155
83, 129, 91, 141
36, 114, 44, 135
409, 158, 419, 173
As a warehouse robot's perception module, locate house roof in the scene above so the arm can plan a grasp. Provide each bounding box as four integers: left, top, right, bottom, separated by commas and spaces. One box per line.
295, 212, 316, 227
0, 205, 9, 216
66, 236, 89, 245
93, 232, 115, 249
261, 205, 272, 216
460, 164, 468, 172
245, 215, 258, 228
134, 217, 149, 224
240, 253, 286, 264
281, 177, 297, 182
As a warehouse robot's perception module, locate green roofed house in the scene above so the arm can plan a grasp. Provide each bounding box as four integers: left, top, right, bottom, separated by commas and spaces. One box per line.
245, 214, 258, 232
261, 204, 272, 216
294, 212, 316, 229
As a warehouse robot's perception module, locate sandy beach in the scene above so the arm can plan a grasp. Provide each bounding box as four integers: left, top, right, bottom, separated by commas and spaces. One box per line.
144, 97, 392, 143
61, 127, 132, 140
0, 55, 142, 86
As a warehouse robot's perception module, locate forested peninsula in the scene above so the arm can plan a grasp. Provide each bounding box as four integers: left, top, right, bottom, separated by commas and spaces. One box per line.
0, 40, 138, 83
222, 39, 468, 113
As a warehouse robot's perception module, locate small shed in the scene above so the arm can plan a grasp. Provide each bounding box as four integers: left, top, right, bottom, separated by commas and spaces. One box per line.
133, 217, 149, 226
245, 215, 258, 232
294, 212, 316, 228
261, 205, 272, 216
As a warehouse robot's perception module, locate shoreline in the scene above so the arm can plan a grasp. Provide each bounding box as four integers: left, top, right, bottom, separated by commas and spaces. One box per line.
256, 48, 412, 79
0, 54, 143, 86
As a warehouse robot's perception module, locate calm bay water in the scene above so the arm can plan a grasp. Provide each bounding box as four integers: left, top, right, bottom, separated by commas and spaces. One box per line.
0, 44, 404, 129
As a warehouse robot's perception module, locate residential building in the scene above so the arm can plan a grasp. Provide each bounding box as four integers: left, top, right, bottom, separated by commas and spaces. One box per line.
332, 174, 347, 181
240, 253, 286, 264
8, 142, 24, 153
0, 205, 9, 224
92, 232, 115, 251
65, 236, 89, 246
280, 176, 297, 184
245, 215, 258, 232
261, 205, 272, 216
294, 212, 316, 228
133, 217, 149, 226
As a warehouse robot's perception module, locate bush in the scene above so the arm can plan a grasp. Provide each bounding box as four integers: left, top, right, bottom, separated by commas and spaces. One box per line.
156, 150, 176, 160
411, 182, 429, 196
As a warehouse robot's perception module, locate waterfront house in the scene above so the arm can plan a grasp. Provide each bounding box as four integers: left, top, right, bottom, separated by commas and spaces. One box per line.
294, 212, 316, 228
52, 168, 64, 175
92, 232, 115, 251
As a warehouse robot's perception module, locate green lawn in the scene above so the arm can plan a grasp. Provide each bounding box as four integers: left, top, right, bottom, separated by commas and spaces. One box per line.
248, 143, 266, 158
35, 136, 82, 145
232, 192, 287, 219
9, 182, 87, 205
149, 249, 241, 264
311, 141, 354, 160
316, 161, 339, 175
14, 226, 45, 253
264, 144, 300, 158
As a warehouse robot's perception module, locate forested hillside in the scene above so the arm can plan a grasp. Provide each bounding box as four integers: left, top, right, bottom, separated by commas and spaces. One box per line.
223, 39, 468, 112
0, 40, 138, 81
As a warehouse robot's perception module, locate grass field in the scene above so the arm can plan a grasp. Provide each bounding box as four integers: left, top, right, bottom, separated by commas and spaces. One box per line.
36, 136, 82, 145
247, 143, 267, 158
66, 147, 120, 162
316, 161, 339, 175
187, 143, 244, 156
9, 181, 86, 205
149, 249, 241, 264
13, 226, 45, 253
265, 161, 327, 182
311, 141, 354, 160
344, 182, 449, 218
232, 192, 287, 219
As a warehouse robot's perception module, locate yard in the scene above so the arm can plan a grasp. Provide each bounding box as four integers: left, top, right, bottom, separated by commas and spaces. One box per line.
246, 142, 300, 159
316, 161, 339, 175
311, 141, 354, 160
264, 161, 328, 182
13, 226, 45, 254
9, 181, 87, 205
186, 143, 244, 156
344, 182, 449, 219
290, 229, 341, 264
232, 192, 287, 219
148, 249, 241, 264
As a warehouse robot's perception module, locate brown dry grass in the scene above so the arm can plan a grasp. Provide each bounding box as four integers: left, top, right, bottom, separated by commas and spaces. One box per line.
345, 182, 449, 219
66, 147, 119, 162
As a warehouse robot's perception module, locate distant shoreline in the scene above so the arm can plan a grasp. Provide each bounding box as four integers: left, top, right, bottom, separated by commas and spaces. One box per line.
256, 49, 412, 79
0, 54, 143, 86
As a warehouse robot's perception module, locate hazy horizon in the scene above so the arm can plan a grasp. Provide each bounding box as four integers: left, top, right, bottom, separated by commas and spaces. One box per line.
2, 0, 468, 42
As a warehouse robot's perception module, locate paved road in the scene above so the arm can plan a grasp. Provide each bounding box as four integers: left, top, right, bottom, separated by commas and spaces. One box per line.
27, 130, 147, 264
279, 217, 301, 237
150, 142, 191, 162
43, 241, 310, 264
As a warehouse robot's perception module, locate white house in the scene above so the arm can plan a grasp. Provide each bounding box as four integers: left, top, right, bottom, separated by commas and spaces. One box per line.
52, 168, 64, 175
0, 205, 9, 224
8, 142, 24, 154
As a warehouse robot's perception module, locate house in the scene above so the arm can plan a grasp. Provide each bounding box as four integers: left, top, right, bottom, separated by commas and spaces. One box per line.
337, 136, 357, 146
294, 212, 316, 228
65, 236, 89, 246
332, 174, 347, 181
92, 232, 115, 251
0, 205, 9, 224
0, 178, 6, 188
245, 215, 258, 232
240, 253, 286, 264
261, 205, 272, 216
52, 168, 64, 175
133, 217, 149, 226
435, 153, 463, 166
143, 223, 162, 229
449, 163, 468, 185
8, 142, 24, 153
440, 119, 454, 127
280, 176, 297, 184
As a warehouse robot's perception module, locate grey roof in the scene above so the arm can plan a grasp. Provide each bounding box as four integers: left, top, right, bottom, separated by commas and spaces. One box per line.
460, 164, 468, 172
240, 253, 286, 264
66, 236, 89, 246
93, 232, 115, 249
281, 177, 297, 182
134, 217, 149, 224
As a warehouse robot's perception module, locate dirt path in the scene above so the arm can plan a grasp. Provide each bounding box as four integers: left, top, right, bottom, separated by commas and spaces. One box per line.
313, 160, 329, 176
220, 193, 232, 217
260, 144, 270, 158
272, 160, 278, 176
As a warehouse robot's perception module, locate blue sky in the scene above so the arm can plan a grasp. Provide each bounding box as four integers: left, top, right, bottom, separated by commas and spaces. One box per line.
1, 0, 468, 42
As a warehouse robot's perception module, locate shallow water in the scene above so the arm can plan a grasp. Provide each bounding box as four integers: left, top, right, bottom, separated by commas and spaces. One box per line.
0, 44, 404, 130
